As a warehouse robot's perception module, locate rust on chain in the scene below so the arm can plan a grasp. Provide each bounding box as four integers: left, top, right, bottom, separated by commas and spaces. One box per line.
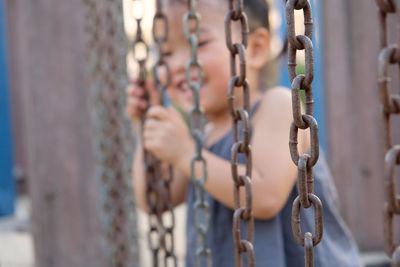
383, 147, 400, 261
291, 194, 323, 247
304, 232, 314, 267
183, 1, 212, 266
297, 154, 313, 208
285, 0, 313, 50
385, 146, 400, 214
376, 0, 396, 13
129, 0, 178, 266
229, 0, 244, 20
289, 115, 319, 168
225, 1, 255, 267
225, 11, 249, 54
378, 45, 400, 115
288, 35, 314, 88
230, 43, 248, 86
285, 0, 323, 266
132, 1, 163, 266
384, 204, 398, 257
228, 78, 250, 120
376, 0, 400, 265
231, 110, 251, 152
154, 11, 178, 267
291, 75, 314, 129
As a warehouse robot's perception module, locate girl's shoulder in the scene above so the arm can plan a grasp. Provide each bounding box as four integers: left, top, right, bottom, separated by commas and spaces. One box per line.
253, 86, 292, 124
262, 86, 291, 102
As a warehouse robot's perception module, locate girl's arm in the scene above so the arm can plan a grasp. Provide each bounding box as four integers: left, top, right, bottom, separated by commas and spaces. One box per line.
143, 88, 308, 219
176, 88, 309, 220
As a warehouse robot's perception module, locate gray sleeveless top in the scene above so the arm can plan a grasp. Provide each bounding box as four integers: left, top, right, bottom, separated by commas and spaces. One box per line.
185, 102, 362, 267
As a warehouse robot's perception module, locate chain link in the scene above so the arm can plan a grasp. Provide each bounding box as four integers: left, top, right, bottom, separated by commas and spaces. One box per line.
376, 1, 400, 265
131, 1, 162, 266
225, 1, 255, 267
132, 0, 149, 89
183, 1, 212, 266
285, 1, 323, 266
151, 1, 177, 266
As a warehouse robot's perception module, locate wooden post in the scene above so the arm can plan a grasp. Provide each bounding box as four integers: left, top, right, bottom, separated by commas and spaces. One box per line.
323, 0, 400, 251
6, 0, 140, 266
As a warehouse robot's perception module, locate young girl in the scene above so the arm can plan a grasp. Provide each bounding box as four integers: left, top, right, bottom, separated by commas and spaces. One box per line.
127, 0, 362, 266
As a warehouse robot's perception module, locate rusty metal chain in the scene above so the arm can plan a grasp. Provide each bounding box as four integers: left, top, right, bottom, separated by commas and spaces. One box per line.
376, 0, 400, 265
183, 1, 212, 266
83, 0, 139, 266
131, 1, 164, 266
132, 0, 149, 91
151, 1, 178, 266
285, 1, 323, 266
225, 1, 255, 267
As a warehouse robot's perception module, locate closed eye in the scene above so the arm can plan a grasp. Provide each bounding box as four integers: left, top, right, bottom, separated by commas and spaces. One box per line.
199, 39, 212, 47
164, 50, 173, 57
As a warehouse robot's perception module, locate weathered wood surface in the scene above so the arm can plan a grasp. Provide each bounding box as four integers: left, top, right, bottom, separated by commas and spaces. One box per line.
323, 0, 400, 251
6, 0, 139, 266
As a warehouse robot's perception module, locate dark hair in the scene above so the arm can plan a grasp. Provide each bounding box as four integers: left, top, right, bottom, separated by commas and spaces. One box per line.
170, 0, 278, 89
170, 0, 270, 31
245, 0, 270, 31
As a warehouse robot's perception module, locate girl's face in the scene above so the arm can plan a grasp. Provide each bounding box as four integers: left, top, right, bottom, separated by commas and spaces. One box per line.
164, 2, 232, 117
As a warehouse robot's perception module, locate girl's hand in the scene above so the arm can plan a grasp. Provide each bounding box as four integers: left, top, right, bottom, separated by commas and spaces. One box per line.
143, 105, 194, 167
125, 80, 158, 122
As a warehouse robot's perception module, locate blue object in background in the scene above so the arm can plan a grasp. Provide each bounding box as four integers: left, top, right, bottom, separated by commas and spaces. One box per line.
0, 0, 16, 217
276, 0, 291, 89
278, 0, 327, 151
310, 0, 327, 152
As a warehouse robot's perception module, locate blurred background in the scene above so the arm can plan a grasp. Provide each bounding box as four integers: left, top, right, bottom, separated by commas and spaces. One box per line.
1, 0, 399, 266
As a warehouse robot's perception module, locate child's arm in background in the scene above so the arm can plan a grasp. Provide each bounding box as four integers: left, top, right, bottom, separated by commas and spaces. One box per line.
175, 88, 309, 220
143, 88, 309, 220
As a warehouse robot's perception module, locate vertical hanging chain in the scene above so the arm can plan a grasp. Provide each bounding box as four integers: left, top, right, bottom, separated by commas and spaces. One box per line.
225, 1, 256, 267
376, 0, 400, 265
131, 1, 163, 266
183, 1, 212, 266
132, 0, 148, 90
285, 1, 323, 266
151, 1, 178, 266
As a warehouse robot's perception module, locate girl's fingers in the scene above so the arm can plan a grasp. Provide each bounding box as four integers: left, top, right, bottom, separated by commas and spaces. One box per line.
143, 126, 162, 153
146, 106, 169, 121
127, 97, 146, 112
127, 84, 144, 97
128, 80, 158, 106
143, 118, 161, 132
126, 96, 148, 120
131, 87, 144, 97
143, 138, 159, 154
